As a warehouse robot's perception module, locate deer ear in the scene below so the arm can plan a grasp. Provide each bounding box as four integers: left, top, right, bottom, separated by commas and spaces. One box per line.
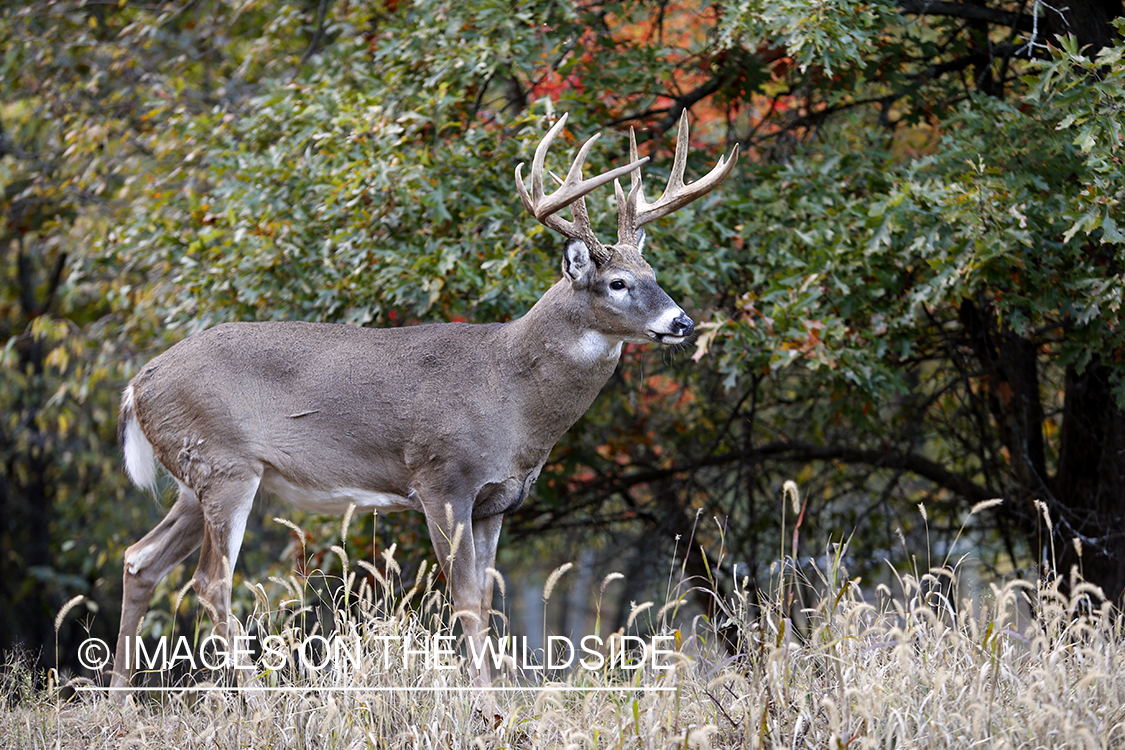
635, 227, 646, 254
561, 238, 594, 288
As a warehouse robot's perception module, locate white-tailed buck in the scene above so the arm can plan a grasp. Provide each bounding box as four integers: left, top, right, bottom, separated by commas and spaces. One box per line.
111, 112, 737, 692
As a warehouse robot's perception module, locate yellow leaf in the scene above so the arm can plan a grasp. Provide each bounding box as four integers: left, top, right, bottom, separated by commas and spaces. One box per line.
45, 346, 70, 372
691, 319, 723, 362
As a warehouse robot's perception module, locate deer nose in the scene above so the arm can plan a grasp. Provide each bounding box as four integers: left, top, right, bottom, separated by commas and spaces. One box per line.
671, 312, 694, 338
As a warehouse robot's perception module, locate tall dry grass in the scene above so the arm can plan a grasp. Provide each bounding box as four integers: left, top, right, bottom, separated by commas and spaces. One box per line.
3, 499, 1124, 749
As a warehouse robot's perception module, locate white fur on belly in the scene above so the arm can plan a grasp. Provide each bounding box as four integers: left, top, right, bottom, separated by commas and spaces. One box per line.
260, 471, 418, 514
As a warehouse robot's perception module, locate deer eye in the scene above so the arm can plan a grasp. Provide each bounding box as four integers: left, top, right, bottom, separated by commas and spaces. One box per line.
608, 279, 628, 291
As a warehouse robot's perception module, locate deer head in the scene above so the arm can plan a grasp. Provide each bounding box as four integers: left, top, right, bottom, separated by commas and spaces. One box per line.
515, 111, 738, 346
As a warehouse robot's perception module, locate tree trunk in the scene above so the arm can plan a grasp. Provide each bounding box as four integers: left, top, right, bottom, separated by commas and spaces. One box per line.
959, 299, 1125, 602
958, 300, 1050, 502
1046, 0, 1123, 54
0, 237, 62, 668
1052, 359, 1125, 602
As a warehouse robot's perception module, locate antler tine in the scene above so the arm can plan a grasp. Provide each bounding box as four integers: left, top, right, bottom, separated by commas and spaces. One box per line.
515, 113, 649, 243
614, 127, 645, 245
618, 111, 740, 242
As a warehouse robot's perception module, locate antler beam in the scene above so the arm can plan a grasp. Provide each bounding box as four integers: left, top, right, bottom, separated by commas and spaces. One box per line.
615, 111, 740, 246
515, 114, 648, 247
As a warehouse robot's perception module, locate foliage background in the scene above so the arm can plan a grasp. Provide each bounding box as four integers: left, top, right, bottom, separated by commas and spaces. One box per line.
1, 0, 1123, 674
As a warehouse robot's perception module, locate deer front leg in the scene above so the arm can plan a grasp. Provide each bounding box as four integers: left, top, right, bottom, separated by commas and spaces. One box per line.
423, 500, 506, 725
416, 478, 519, 728
424, 504, 487, 677
471, 513, 505, 676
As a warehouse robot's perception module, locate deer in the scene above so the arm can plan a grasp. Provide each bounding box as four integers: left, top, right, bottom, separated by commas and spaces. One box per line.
110, 111, 738, 699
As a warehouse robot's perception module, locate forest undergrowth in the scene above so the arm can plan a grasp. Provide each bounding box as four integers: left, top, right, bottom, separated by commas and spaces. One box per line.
2, 492, 1123, 749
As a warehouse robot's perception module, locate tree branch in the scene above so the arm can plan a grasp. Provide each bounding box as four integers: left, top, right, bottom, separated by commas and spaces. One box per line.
898, 0, 1037, 32
562, 440, 998, 506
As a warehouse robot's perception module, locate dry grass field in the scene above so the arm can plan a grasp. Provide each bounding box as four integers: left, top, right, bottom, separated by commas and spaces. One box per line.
3, 500, 1124, 749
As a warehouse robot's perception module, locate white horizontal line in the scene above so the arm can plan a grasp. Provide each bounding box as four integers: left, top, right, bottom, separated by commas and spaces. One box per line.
76, 685, 675, 693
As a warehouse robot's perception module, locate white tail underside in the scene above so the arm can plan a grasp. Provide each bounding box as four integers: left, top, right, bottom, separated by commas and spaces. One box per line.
121, 384, 158, 492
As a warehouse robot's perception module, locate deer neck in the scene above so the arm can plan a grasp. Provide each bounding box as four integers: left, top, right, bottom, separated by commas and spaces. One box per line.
502, 278, 622, 424
512, 277, 621, 364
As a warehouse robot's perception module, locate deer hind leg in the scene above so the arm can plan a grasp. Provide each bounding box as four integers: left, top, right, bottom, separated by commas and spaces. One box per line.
112, 484, 206, 694
191, 474, 260, 681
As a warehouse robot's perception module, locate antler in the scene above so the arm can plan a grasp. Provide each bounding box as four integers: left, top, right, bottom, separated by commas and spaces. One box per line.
515, 114, 648, 256
614, 111, 740, 247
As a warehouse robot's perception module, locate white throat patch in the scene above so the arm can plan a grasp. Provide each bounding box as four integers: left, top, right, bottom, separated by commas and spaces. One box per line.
573, 330, 623, 363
